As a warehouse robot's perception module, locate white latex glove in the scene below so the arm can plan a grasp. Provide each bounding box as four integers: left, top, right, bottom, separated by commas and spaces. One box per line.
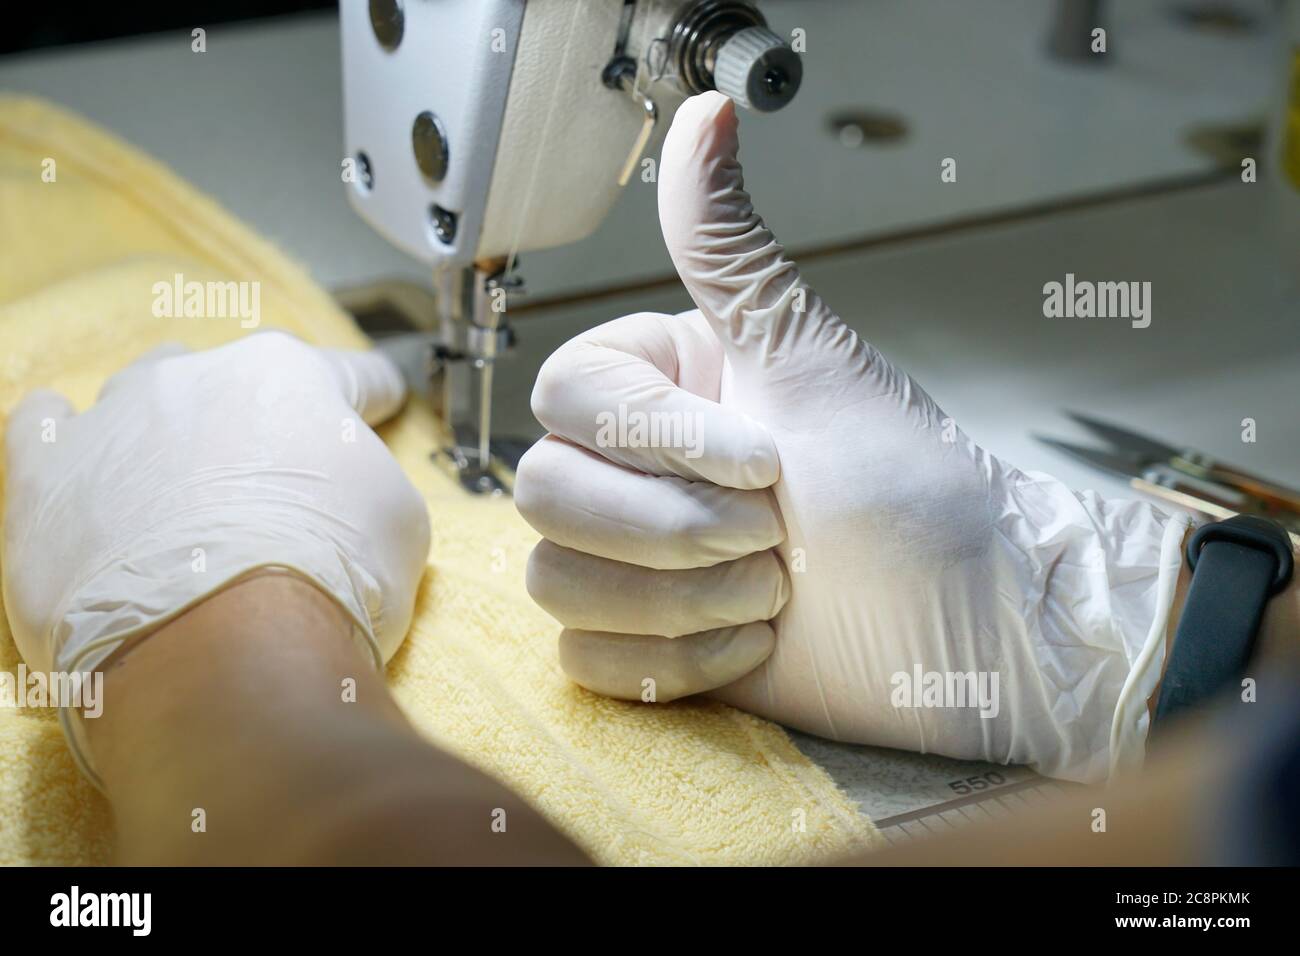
3, 332, 430, 782
517, 92, 1190, 783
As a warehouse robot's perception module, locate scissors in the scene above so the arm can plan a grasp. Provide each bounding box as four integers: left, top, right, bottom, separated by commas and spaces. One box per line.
1037, 411, 1300, 541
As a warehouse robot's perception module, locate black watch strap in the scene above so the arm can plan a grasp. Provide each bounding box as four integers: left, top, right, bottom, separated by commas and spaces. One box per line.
1152, 515, 1294, 726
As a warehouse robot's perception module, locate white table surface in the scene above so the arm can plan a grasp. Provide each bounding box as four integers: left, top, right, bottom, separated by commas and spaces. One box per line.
0, 1, 1283, 297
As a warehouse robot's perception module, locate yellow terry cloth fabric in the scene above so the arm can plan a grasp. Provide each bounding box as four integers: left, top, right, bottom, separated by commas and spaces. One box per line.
0, 95, 879, 865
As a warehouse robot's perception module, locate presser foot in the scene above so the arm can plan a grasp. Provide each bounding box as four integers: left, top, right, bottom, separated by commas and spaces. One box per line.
437, 426, 533, 496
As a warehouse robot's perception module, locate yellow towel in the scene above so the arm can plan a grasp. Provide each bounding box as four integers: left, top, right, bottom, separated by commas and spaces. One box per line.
0, 95, 878, 865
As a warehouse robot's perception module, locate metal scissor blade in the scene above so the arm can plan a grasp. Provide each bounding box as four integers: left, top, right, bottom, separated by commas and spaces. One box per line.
1063, 410, 1180, 466
1038, 435, 1254, 511
1033, 436, 1146, 481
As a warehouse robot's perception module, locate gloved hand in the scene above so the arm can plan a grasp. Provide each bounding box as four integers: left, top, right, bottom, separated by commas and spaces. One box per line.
3, 332, 430, 780
516, 92, 1190, 783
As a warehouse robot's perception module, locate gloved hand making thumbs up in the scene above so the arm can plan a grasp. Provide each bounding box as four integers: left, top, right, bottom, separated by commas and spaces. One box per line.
516, 92, 1191, 783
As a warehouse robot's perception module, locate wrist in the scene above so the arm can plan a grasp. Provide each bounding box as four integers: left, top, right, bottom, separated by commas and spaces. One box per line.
1149, 533, 1195, 722
52, 528, 386, 677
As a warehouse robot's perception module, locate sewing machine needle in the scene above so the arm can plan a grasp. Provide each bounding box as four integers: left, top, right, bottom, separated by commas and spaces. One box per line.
477, 356, 493, 474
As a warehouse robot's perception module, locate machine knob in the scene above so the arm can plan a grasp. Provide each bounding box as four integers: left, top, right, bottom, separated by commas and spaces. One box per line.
711, 26, 802, 112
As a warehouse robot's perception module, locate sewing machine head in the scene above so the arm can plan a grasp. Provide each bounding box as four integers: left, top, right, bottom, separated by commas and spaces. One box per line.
338, 0, 801, 493
341, 0, 800, 268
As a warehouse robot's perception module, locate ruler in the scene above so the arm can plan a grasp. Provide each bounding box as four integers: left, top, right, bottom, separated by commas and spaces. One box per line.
789, 730, 1076, 842
873, 776, 1074, 844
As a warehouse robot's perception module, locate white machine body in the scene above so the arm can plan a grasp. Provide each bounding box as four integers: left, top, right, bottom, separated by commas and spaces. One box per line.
341, 0, 801, 269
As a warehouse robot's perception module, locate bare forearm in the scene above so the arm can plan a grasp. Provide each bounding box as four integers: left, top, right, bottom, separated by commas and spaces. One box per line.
1256, 549, 1300, 661
87, 572, 588, 866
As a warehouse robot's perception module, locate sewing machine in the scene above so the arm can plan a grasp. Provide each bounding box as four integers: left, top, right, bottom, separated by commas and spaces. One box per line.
3, 0, 1293, 841
339, 0, 802, 493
